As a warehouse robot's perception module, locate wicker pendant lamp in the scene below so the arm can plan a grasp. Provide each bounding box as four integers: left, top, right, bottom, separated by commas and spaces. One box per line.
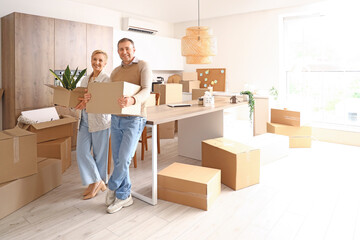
181, 0, 217, 64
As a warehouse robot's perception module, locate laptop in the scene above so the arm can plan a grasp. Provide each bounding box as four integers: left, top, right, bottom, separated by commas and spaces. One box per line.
167, 103, 192, 108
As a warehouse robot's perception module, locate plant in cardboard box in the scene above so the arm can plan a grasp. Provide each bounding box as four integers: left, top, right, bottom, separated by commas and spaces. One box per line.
49, 65, 86, 90
240, 91, 254, 121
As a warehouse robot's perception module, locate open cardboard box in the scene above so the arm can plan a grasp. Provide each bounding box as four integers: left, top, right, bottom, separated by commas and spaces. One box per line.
86, 81, 141, 115
45, 84, 86, 108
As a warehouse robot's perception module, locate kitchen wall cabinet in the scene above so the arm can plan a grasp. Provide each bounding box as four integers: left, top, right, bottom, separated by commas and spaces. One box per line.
113, 29, 183, 71
1, 12, 113, 129
55, 19, 87, 70
2, 12, 55, 129
87, 24, 113, 75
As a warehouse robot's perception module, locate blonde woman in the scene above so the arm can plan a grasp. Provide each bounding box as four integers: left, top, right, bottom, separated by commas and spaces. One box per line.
75, 50, 111, 200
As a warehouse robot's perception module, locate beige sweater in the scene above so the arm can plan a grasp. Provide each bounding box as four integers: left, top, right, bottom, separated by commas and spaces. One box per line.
110, 59, 152, 118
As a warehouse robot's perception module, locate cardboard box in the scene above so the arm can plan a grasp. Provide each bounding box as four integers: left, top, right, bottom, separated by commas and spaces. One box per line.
192, 88, 213, 100
167, 74, 181, 83
266, 122, 312, 137
0, 128, 38, 184
271, 108, 301, 127
202, 138, 260, 191
159, 121, 175, 139
37, 137, 71, 173
55, 106, 80, 150
182, 72, 198, 81
289, 136, 312, 148
158, 162, 221, 211
153, 84, 182, 105
86, 81, 141, 115
181, 80, 201, 93
0, 158, 62, 220
24, 115, 76, 143
45, 84, 86, 108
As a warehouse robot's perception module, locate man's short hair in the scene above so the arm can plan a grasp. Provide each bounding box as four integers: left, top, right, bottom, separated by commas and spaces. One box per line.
117, 38, 135, 49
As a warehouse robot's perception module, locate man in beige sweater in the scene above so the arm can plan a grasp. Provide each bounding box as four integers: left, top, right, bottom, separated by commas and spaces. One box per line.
105, 38, 152, 214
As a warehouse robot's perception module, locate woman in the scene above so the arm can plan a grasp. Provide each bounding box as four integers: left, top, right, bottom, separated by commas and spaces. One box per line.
75, 50, 111, 200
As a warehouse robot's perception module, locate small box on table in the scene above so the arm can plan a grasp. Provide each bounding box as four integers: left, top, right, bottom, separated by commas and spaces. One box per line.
158, 162, 221, 211
202, 138, 260, 191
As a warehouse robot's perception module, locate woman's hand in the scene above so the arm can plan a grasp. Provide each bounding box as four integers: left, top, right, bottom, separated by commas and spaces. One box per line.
75, 100, 86, 110
83, 89, 91, 103
118, 96, 135, 108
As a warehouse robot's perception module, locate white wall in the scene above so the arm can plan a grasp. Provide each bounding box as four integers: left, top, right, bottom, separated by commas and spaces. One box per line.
0, 0, 175, 129
174, 2, 327, 94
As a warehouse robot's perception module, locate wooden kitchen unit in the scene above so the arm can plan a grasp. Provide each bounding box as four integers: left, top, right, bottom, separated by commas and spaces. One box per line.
1, 12, 113, 129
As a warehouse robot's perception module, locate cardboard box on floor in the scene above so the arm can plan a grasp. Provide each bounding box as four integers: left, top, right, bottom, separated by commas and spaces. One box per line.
181, 80, 201, 93
0, 158, 62, 220
192, 88, 213, 100
158, 162, 221, 211
267, 122, 312, 148
0, 128, 38, 184
22, 115, 76, 143
202, 138, 260, 191
86, 81, 141, 115
271, 108, 301, 127
182, 72, 198, 81
55, 106, 80, 150
45, 84, 86, 108
37, 137, 71, 173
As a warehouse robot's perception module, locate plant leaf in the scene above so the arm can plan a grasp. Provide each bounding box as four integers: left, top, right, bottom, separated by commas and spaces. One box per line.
72, 68, 87, 90
63, 66, 72, 89
49, 69, 67, 88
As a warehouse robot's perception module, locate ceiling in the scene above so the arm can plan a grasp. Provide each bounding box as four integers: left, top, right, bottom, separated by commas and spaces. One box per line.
68, 0, 325, 23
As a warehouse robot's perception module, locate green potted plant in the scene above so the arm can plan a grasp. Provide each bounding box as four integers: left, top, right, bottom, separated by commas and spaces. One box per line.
46, 65, 87, 108
49, 65, 86, 90
240, 91, 254, 121
269, 86, 278, 101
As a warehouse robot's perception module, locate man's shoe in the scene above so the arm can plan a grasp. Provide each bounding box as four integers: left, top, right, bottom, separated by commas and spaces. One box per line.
105, 189, 116, 206
106, 195, 133, 214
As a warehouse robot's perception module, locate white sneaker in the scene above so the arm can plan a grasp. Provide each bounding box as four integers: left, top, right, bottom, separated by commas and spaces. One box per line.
105, 189, 116, 206
106, 195, 133, 214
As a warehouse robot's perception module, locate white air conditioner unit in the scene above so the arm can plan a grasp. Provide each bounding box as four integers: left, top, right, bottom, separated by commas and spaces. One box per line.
123, 17, 158, 35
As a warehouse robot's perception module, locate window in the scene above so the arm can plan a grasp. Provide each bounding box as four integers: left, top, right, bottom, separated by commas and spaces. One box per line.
283, 6, 360, 128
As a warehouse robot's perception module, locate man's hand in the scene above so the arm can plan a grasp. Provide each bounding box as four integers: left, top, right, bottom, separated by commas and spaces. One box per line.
118, 96, 135, 108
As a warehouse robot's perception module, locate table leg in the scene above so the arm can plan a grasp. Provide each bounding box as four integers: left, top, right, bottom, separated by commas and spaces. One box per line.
132, 124, 158, 205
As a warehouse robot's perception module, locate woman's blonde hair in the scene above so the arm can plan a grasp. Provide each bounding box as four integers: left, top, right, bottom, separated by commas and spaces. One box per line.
91, 50, 108, 61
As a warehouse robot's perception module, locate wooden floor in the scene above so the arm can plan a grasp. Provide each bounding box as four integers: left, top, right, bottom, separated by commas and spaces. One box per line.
1, 137, 360, 240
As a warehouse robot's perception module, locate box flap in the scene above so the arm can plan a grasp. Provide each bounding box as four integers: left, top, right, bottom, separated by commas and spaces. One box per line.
203, 138, 256, 154
30, 116, 76, 130
3, 127, 36, 137
44, 84, 69, 92
158, 162, 219, 184
0, 132, 12, 141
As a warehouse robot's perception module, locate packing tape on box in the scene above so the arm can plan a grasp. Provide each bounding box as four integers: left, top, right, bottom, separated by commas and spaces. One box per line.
3, 131, 20, 163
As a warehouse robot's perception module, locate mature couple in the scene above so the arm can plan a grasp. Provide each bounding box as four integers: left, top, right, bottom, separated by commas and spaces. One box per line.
75, 38, 151, 214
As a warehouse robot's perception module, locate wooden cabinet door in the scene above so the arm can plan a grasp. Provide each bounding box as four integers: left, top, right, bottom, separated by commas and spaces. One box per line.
2, 12, 55, 129
55, 19, 87, 71
86, 24, 113, 75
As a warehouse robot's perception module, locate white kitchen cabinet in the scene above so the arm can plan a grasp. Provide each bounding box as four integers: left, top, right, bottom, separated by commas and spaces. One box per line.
113, 29, 184, 71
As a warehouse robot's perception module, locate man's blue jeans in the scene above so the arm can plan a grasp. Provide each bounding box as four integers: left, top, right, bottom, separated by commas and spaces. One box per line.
107, 115, 146, 200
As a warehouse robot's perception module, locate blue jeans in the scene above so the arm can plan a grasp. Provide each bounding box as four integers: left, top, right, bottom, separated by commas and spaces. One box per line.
76, 110, 110, 185
108, 115, 146, 200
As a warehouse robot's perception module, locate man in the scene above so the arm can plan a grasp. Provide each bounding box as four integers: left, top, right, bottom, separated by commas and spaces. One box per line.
105, 38, 152, 214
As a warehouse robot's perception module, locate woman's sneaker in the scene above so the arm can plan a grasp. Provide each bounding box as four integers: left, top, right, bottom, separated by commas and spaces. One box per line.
106, 195, 133, 214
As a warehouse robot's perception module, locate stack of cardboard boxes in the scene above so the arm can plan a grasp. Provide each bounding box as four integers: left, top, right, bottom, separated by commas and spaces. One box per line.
180, 72, 201, 93
267, 108, 312, 148
0, 127, 62, 219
